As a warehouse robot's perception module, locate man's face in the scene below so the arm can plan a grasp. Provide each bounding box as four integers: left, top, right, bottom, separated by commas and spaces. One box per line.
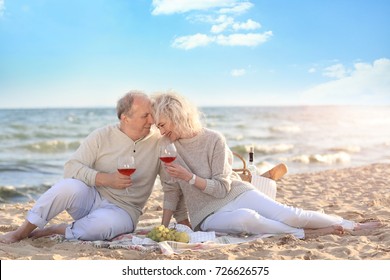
124, 96, 154, 139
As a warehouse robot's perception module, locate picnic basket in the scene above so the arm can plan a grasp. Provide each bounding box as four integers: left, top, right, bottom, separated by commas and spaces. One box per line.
232, 152, 252, 182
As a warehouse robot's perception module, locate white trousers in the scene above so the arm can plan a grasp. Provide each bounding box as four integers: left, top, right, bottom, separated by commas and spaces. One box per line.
200, 190, 355, 239
26, 178, 134, 241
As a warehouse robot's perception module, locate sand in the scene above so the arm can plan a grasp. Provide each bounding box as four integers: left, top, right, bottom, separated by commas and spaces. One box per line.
0, 163, 389, 260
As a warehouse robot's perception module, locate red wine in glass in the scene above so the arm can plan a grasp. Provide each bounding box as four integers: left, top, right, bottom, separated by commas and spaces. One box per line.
117, 155, 136, 193
160, 142, 177, 183
159, 156, 176, 163
118, 168, 136, 176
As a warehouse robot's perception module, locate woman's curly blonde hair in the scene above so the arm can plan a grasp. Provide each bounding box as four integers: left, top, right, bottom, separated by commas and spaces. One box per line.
152, 91, 203, 137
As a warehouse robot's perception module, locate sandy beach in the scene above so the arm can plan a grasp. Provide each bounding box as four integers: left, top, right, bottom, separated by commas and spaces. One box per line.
0, 163, 389, 260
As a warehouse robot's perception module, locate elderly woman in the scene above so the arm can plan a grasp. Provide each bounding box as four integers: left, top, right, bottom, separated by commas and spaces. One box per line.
152, 91, 381, 239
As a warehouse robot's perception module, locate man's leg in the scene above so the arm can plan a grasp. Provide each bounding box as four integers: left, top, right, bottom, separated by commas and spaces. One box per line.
0, 178, 97, 243
64, 199, 134, 241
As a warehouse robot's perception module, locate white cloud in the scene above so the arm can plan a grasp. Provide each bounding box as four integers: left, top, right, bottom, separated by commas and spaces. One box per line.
153, 0, 271, 51
216, 31, 272, 46
308, 67, 316, 73
232, 19, 261, 31
151, 0, 241, 15
208, 16, 261, 34
172, 31, 272, 49
323, 63, 347, 79
0, 0, 5, 17
218, 1, 253, 14
172, 33, 214, 49
210, 15, 234, 33
302, 58, 390, 104
231, 69, 246, 77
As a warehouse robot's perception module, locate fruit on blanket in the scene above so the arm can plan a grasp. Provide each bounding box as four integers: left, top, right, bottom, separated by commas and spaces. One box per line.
147, 225, 189, 243
174, 231, 190, 243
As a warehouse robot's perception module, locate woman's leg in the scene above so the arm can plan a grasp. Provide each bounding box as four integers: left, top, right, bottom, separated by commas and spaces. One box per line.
229, 190, 350, 229
201, 208, 306, 238
201, 208, 345, 239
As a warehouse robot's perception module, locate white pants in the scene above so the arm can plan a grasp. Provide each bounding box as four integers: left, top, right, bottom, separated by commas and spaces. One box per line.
27, 178, 134, 241
200, 190, 355, 239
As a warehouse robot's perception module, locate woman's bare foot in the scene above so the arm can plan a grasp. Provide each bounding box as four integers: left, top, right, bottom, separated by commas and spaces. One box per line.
29, 223, 68, 239
304, 225, 345, 239
354, 221, 383, 231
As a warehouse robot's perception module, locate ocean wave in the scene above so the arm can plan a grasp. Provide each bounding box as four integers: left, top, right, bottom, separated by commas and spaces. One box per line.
0, 132, 30, 141
329, 145, 361, 153
226, 134, 244, 141
22, 140, 81, 153
286, 151, 351, 164
9, 123, 28, 130
0, 185, 26, 202
0, 184, 50, 203
269, 125, 301, 133
230, 143, 294, 155
254, 144, 294, 154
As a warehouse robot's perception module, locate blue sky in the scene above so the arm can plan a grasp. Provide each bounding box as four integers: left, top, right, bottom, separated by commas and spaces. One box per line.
0, 0, 389, 108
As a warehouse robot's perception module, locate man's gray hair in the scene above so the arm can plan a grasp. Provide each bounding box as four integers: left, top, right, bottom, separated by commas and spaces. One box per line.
116, 90, 148, 119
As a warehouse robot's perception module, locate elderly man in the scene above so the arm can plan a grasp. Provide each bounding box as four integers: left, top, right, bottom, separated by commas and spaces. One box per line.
0, 90, 169, 243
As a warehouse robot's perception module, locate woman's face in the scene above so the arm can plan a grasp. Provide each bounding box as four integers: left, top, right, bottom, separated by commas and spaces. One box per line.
156, 116, 179, 141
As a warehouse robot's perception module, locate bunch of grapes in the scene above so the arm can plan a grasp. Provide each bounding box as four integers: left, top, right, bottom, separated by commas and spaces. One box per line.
146, 225, 190, 243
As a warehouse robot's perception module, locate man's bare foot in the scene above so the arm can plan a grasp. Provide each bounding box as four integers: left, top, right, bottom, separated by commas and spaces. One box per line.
0, 231, 25, 244
354, 221, 383, 231
304, 225, 345, 239
262, 163, 288, 181
0, 220, 37, 244
29, 223, 68, 239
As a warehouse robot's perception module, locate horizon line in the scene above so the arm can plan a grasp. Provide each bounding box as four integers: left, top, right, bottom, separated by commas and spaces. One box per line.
1, 104, 389, 110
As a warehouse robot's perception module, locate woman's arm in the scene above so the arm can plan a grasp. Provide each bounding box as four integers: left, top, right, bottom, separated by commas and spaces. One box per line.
164, 133, 232, 198
161, 209, 173, 227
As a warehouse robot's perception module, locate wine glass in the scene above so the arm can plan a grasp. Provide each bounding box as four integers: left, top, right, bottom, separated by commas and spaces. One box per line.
160, 142, 177, 182
117, 155, 136, 193
160, 142, 177, 164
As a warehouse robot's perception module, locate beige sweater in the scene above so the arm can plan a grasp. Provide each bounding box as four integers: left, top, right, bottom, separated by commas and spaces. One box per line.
64, 124, 162, 226
162, 128, 254, 230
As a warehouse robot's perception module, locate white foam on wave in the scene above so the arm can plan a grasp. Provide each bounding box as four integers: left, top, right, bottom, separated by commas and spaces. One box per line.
286, 151, 351, 164
25, 140, 81, 153
329, 145, 361, 153
254, 143, 294, 154
270, 125, 301, 133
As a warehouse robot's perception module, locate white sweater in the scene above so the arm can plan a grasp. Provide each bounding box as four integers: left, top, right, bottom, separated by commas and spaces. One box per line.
162, 128, 254, 230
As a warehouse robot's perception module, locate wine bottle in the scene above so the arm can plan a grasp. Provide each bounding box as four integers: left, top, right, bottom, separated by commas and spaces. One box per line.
248, 146, 258, 176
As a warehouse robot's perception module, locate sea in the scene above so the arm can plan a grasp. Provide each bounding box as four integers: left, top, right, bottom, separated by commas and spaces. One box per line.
1, 106, 390, 204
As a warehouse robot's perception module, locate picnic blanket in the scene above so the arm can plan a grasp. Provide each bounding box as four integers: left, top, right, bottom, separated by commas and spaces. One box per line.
49, 176, 278, 255
50, 223, 275, 255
